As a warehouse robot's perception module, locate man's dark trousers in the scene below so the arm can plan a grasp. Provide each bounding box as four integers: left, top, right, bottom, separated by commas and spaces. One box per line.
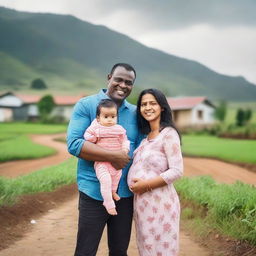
74, 191, 133, 256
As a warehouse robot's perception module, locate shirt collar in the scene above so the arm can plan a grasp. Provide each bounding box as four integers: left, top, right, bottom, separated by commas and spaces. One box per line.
99, 89, 129, 110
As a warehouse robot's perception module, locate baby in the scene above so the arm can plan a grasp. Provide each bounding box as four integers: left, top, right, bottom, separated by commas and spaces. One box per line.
84, 99, 130, 215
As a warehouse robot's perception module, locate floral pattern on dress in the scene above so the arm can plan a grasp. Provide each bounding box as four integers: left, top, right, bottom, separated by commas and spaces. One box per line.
128, 127, 183, 256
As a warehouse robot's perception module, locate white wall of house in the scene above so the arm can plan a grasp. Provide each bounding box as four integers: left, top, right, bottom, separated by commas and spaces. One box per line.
0, 95, 23, 107
191, 103, 215, 125
0, 108, 13, 122
28, 104, 39, 116
0, 109, 3, 122
51, 105, 74, 121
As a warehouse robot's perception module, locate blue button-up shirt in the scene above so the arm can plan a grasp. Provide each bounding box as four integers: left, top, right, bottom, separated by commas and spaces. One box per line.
67, 89, 142, 200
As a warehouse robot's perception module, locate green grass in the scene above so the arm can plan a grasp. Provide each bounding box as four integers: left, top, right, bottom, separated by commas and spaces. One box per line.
0, 122, 67, 162
224, 101, 256, 125
182, 135, 256, 164
175, 176, 256, 245
0, 158, 76, 206
0, 135, 56, 162
0, 122, 67, 134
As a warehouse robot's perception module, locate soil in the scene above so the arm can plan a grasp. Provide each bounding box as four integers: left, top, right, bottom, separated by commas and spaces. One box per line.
0, 133, 70, 178
0, 134, 255, 255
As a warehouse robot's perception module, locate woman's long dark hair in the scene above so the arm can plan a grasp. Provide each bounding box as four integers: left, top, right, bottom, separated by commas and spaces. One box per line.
137, 88, 181, 140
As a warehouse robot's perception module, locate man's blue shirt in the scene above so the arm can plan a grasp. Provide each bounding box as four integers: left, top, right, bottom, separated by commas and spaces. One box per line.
67, 89, 142, 200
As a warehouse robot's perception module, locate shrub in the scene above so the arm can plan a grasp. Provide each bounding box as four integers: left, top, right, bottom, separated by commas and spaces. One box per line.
38, 95, 55, 122
31, 78, 47, 89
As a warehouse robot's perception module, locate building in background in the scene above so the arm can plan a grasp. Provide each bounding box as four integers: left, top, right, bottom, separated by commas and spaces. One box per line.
0, 92, 84, 122
167, 96, 216, 128
0, 92, 216, 127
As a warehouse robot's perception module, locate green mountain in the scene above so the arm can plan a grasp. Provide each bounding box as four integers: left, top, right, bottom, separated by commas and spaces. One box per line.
0, 6, 256, 101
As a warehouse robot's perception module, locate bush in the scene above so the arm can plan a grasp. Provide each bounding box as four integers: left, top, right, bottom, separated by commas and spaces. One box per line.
38, 95, 55, 122
31, 78, 47, 89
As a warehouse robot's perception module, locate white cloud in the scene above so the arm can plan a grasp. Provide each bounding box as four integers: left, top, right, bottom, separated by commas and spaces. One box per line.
128, 25, 256, 84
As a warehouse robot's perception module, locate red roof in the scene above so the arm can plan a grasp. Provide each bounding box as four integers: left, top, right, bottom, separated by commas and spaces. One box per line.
16, 94, 85, 105
52, 95, 85, 105
16, 94, 41, 104
167, 97, 214, 110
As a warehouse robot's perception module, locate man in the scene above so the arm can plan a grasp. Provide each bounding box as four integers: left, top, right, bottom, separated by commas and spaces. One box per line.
67, 63, 141, 256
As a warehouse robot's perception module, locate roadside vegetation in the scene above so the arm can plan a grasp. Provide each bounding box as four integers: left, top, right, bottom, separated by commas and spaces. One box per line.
182, 134, 256, 164
0, 158, 76, 206
176, 176, 256, 245
0, 122, 67, 162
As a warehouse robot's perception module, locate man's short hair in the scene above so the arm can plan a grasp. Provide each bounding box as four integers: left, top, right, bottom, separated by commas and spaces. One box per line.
110, 63, 136, 79
96, 99, 118, 116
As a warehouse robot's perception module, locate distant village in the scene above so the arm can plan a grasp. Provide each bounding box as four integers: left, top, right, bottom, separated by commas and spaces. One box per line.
0, 92, 216, 128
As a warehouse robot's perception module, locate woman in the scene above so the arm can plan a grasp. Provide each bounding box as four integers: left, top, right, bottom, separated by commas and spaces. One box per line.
128, 88, 183, 256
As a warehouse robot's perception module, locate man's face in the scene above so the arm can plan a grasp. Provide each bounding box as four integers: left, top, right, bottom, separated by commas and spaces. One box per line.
106, 66, 135, 105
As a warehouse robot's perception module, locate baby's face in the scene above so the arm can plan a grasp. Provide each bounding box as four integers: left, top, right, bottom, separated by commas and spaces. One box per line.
97, 107, 117, 127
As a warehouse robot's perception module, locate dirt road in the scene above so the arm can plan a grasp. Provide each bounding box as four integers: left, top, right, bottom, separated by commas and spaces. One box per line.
0, 133, 70, 177
0, 195, 212, 256
0, 133, 255, 256
184, 157, 256, 185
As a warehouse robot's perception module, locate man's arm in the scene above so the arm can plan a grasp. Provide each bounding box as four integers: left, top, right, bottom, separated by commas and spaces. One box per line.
79, 141, 130, 170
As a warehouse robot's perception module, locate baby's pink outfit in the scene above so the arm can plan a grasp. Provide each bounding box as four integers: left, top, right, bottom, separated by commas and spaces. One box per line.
84, 119, 130, 210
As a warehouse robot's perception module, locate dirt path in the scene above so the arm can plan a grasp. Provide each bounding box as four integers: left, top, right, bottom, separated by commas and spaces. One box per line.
0, 133, 70, 177
184, 157, 256, 185
0, 133, 255, 255
0, 195, 211, 256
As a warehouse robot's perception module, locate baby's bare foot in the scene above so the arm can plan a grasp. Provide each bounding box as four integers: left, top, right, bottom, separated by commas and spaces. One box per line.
107, 208, 117, 215
112, 192, 120, 201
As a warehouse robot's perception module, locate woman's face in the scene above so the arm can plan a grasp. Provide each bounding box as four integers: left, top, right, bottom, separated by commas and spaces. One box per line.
140, 93, 162, 123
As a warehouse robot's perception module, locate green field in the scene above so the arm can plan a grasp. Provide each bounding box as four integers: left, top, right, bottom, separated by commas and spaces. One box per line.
224, 101, 256, 124
0, 158, 76, 206
0, 122, 67, 162
182, 135, 256, 164
0, 135, 57, 162
0, 122, 67, 134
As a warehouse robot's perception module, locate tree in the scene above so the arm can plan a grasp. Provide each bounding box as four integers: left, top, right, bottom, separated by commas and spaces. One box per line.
236, 108, 245, 126
214, 101, 227, 122
31, 78, 47, 89
244, 109, 252, 123
38, 95, 55, 122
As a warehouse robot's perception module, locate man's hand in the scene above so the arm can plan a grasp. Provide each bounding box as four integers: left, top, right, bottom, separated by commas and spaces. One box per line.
110, 151, 130, 170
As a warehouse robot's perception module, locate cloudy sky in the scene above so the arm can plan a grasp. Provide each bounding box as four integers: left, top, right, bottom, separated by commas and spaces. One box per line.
1, 0, 256, 84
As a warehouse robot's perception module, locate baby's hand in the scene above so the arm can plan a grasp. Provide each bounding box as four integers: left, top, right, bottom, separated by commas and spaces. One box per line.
122, 148, 129, 155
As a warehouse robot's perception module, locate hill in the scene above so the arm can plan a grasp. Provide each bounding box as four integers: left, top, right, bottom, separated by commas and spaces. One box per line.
0, 6, 256, 101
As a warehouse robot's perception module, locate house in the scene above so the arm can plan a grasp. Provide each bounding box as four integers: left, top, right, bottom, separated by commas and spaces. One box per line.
0, 92, 84, 122
167, 96, 216, 128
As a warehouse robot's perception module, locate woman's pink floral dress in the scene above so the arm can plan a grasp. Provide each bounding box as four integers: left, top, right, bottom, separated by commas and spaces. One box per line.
127, 127, 183, 256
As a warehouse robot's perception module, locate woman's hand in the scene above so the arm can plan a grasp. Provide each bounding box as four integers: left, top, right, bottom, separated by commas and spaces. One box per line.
130, 178, 151, 195
130, 176, 167, 195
